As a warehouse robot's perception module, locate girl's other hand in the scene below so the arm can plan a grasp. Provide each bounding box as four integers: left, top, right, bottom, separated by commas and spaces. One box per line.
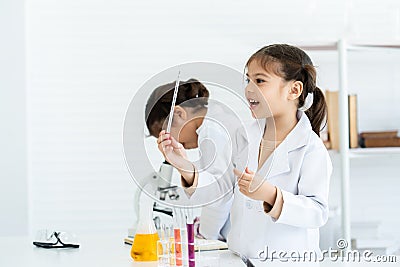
234, 167, 274, 202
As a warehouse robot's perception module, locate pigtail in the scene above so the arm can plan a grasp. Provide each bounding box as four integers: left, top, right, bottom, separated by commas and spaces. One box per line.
305, 86, 327, 136
301, 64, 327, 137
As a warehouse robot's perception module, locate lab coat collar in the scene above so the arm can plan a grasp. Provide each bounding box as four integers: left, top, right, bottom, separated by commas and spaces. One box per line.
283, 110, 312, 152
257, 110, 312, 179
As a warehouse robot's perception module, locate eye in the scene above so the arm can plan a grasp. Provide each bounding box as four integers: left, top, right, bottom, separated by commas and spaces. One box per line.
255, 78, 265, 84
245, 78, 250, 84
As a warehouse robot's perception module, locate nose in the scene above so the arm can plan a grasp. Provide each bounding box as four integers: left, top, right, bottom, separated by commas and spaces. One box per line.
245, 80, 256, 94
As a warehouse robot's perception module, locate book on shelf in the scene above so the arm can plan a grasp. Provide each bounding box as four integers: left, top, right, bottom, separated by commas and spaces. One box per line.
325, 90, 339, 150
325, 90, 359, 150
359, 130, 398, 139
359, 130, 400, 148
348, 94, 358, 148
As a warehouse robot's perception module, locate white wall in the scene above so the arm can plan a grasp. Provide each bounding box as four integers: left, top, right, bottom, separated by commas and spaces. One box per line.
0, 0, 28, 236
1, 0, 399, 240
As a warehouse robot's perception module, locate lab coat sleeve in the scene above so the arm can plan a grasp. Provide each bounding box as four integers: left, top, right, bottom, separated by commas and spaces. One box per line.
182, 123, 235, 205
274, 142, 332, 228
264, 187, 284, 219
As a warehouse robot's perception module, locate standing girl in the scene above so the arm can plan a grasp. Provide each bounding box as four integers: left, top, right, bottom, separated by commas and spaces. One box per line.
158, 44, 332, 259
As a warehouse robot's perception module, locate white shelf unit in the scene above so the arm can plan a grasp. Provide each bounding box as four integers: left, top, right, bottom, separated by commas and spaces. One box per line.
300, 40, 400, 248
349, 147, 400, 158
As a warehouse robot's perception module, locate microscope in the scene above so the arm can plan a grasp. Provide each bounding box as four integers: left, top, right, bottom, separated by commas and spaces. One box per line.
129, 161, 180, 236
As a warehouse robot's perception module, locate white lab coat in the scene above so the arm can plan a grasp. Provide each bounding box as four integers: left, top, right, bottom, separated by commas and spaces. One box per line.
189, 110, 332, 259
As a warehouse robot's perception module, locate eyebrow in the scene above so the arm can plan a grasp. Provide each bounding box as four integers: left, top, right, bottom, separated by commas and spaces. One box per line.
246, 72, 271, 78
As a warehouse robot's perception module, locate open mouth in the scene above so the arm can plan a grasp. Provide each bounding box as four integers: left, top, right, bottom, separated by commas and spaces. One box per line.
248, 98, 260, 109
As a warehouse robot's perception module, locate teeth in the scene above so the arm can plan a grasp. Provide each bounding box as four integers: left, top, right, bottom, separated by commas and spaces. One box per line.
249, 99, 258, 104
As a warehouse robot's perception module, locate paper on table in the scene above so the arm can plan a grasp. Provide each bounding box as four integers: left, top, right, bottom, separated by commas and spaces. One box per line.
124, 236, 228, 252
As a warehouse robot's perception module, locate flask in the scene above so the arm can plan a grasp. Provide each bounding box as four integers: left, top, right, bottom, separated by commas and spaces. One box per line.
130, 192, 159, 261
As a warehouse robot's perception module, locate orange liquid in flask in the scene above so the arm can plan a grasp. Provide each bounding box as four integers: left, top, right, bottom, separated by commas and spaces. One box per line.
130, 232, 159, 261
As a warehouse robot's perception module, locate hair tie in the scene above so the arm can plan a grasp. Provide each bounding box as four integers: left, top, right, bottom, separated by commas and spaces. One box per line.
298, 92, 313, 111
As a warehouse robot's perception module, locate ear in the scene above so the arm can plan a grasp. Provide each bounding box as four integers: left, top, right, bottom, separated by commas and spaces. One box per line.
173, 105, 188, 122
287, 81, 303, 101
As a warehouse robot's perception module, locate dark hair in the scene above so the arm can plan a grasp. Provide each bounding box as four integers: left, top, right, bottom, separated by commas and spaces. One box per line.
145, 78, 209, 137
246, 44, 327, 136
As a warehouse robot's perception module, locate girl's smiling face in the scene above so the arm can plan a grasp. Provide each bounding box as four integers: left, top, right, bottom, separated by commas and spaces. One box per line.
245, 59, 297, 119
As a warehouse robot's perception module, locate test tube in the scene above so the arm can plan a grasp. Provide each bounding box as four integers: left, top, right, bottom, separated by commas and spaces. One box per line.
173, 208, 183, 266
168, 225, 175, 266
157, 224, 170, 267
180, 208, 189, 267
186, 208, 195, 267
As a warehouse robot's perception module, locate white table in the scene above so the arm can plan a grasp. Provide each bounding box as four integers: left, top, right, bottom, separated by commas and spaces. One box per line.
0, 235, 243, 267
0, 235, 397, 267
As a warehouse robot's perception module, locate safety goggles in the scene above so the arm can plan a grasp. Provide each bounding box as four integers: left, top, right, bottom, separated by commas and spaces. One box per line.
33, 230, 80, 249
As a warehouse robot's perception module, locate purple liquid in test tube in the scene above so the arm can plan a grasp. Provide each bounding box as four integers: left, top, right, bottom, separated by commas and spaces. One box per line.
187, 222, 195, 267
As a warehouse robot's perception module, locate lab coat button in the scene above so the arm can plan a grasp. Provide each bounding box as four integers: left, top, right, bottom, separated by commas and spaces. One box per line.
246, 200, 253, 209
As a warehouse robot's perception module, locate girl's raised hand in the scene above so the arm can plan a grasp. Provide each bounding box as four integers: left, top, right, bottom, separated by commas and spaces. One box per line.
157, 130, 187, 167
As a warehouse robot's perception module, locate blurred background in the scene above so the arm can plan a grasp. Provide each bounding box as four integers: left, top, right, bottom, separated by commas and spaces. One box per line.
1, 0, 400, 254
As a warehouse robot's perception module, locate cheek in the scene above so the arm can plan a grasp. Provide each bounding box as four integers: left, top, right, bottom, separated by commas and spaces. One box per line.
169, 127, 180, 141
258, 89, 276, 109
258, 88, 286, 116
266, 82, 287, 100
180, 122, 199, 144
181, 124, 193, 141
